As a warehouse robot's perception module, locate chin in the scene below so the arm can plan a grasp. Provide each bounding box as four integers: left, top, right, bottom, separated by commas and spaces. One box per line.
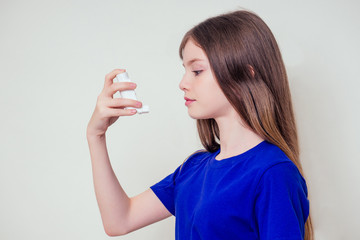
187, 109, 213, 120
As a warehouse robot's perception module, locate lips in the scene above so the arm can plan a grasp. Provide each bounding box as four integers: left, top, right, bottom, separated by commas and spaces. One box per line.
184, 97, 196, 106
184, 97, 195, 101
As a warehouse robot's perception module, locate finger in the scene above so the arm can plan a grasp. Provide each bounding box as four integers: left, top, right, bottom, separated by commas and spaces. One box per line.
108, 98, 142, 108
110, 108, 138, 117
107, 82, 137, 97
104, 69, 126, 87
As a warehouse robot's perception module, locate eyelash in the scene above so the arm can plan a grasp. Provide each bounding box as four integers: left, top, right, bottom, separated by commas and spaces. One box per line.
192, 70, 202, 76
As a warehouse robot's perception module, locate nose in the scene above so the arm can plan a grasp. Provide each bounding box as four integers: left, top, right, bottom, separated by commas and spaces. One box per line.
179, 74, 189, 91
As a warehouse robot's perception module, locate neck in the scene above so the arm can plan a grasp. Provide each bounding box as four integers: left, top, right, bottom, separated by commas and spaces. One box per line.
214, 110, 264, 160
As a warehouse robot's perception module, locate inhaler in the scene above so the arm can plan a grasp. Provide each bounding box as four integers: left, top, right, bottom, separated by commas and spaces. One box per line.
113, 72, 149, 114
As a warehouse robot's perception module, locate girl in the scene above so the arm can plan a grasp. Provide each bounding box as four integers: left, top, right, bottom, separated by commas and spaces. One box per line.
87, 10, 313, 240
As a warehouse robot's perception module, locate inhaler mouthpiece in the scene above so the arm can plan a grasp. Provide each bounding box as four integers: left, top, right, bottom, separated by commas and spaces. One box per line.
114, 72, 149, 114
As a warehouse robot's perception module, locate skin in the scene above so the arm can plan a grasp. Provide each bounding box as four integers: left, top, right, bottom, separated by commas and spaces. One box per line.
180, 39, 264, 160
87, 70, 171, 236
86, 40, 264, 236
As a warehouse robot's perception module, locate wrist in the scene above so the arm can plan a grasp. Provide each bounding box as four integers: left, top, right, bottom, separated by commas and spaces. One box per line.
86, 129, 106, 141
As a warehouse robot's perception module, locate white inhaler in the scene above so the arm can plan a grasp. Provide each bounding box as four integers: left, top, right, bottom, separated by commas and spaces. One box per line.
113, 72, 149, 114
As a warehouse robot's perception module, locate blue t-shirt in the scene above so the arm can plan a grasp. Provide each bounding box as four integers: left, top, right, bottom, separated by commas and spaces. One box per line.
150, 141, 309, 240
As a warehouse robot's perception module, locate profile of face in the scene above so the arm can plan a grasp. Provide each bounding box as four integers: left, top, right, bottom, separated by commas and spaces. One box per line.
179, 40, 234, 120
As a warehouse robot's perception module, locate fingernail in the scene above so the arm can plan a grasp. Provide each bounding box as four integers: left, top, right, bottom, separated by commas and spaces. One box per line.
130, 109, 137, 114
136, 102, 142, 107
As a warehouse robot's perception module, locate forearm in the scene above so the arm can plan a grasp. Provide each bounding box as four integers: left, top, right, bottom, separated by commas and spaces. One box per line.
86, 69, 163, 236
87, 134, 130, 235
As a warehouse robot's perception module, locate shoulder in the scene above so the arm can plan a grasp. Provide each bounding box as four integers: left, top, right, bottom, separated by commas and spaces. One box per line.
184, 149, 211, 165
261, 142, 306, 182
261, 161, 306, 186
255, 161, 308, 200
247, 141, 307, 192
249, 141, 295, 172
178, 149, 212, 173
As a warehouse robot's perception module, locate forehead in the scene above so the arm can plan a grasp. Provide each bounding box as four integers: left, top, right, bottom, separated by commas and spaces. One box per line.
182, 40, 207, 65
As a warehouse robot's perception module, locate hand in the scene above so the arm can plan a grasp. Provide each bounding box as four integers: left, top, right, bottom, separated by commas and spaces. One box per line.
87, 69, 142, 138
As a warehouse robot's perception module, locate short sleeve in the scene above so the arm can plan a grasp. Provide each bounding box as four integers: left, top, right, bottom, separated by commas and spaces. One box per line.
254, 162, 309, 240
150, 150, 206, 216
150, 166, 181, 216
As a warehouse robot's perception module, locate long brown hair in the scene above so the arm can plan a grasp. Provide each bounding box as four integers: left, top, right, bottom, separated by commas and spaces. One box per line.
179, 10, 313, 240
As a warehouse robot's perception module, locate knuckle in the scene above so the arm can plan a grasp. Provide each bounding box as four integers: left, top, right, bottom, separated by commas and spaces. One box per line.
110, 83, 121, 92
106, 69, 123, 78
123, 98, 134, 105
118, 109, 126, 115
96, 100, 104, 108
96, 99, 108, 111
113, 82, 126, 92
98, 107, 107, 117
131, 99, 140, 106
97, 94, 104, 101
114, 98, 123, 105
109, 83, 115, 91
95, 99, 101, 108
115, 109, 124, 116
96, 95, 105, 103
105, 72, 112, 80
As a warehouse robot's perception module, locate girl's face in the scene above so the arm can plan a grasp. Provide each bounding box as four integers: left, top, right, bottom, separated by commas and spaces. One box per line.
179, 39, 233, 120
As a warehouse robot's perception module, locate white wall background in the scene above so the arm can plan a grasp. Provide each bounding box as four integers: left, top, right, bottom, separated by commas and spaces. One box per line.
0, 0, 359, 239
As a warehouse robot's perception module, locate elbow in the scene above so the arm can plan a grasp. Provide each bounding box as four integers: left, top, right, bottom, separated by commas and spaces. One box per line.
104, 225, 129, 237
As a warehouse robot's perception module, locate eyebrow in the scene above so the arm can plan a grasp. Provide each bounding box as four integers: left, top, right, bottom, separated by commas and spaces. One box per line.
182, 58, 205, 67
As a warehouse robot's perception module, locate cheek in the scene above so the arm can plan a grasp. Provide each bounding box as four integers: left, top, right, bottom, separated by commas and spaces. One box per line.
193, 86, 231, 118
207, 84, 233, 113
187, 73, 233, 119
207, 83, 228, 104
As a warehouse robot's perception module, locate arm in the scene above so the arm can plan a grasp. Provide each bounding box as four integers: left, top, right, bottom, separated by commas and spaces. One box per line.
87, 69, 171, 236
254, 162, 309, 240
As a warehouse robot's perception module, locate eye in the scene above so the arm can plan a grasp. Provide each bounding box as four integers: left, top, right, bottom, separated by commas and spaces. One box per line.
192, 70, 202, 76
